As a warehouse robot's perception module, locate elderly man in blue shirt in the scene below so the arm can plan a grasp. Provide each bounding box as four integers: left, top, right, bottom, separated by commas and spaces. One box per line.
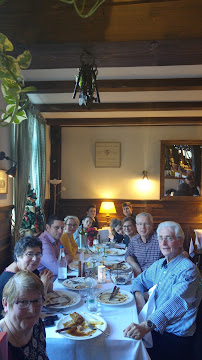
123, 221, 202, 360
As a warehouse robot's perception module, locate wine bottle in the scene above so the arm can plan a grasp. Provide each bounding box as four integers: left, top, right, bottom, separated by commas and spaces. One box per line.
58, 245, 67, 280
79, 224, 87, 249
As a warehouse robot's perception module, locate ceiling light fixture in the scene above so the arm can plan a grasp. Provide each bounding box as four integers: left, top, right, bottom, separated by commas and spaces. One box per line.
0, 151, 17, 177
73, 50, 100, 107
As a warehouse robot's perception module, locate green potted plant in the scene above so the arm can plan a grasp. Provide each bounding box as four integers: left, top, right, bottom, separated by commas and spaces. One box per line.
0, 32, 35, 126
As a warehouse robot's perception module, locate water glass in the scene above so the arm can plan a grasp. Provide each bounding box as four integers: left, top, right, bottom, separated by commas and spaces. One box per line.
87, 288, 98, 312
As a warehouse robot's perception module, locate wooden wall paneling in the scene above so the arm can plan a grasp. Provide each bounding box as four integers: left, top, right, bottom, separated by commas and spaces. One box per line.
59, 199, 202, 251
0, 206, 14, 274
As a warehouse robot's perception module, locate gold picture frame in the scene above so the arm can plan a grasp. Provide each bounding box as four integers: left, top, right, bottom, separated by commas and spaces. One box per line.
0, 170, 8, 194
95, 142, 121, 168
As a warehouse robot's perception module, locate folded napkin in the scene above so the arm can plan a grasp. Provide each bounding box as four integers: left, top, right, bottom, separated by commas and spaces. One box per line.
189, 238, 195, 258
138, 284, 157, 348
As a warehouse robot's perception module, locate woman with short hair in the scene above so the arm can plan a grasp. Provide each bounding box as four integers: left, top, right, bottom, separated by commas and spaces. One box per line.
0, 236, 53, 316
0, 270, 49, 360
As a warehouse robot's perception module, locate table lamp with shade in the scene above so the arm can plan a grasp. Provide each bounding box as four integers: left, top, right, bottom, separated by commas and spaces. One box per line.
99, 201, 117, 226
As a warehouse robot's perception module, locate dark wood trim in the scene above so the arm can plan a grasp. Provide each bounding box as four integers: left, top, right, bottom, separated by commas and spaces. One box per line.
37, 102, 202, 113
14, 39, 202, 69
26, 78, 202, 93
46, 117, 202, 127
50, 126, 62, 215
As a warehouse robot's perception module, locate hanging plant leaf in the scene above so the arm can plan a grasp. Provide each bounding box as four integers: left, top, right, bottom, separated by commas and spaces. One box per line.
19, 86, 37, 93
1, 104, 27, 124
17, 50, 32, 69
6, 55, 21, 77
0, 33, 13, 52
1, 78, 21, 103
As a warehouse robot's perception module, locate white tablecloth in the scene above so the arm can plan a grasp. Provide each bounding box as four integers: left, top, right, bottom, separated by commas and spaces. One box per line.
45, 255, 151, 360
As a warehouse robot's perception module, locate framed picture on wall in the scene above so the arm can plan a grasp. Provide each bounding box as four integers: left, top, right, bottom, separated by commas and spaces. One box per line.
95, 142, 121, 168
0, 170, 8, 194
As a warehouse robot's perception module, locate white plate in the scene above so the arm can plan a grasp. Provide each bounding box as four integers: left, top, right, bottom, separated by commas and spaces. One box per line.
56, 312, 107, 340
103, 260, 131, 270
62, 277, 97, 291
44, 290, 81, 309
97, 289, 134, 306
68, 261, 93, 271
105, 248, 126, 256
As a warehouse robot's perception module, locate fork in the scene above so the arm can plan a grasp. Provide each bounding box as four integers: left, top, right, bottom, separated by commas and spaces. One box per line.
88, 323, 109, 336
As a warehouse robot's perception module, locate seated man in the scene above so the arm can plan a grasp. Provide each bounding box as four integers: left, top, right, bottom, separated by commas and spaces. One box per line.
80, 204, 99, 229
124, 221, 202, 360
38, 215, 68, 276
122, 202, 136, 219
125, 212, 162, 276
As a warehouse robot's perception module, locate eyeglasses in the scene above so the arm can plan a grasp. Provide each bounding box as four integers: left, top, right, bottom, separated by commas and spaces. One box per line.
14, 297, 44, 309
123, 225, 133, 229
136, 223, 151, 227
24, 252, 42, 259
158, 236, 176, 242
66, 223, 77, 228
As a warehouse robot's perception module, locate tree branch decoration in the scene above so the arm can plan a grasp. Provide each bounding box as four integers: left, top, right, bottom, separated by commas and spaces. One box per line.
60, 0, 107, 18
0, 33, 36, 126
73, 50, 100, 106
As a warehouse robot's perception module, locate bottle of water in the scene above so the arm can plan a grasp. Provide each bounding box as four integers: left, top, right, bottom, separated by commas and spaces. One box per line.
79, 225, 87, 249
58, 245, 67, 280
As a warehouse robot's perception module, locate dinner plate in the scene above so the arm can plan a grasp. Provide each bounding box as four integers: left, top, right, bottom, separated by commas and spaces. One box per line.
43, 290, 81, 309
56, 312, 107, 340
105, 248, 126, 256
103, 260, 131, 270
62, 277, 97, 291
97, 289, 134, 306
68, 261, 93, 271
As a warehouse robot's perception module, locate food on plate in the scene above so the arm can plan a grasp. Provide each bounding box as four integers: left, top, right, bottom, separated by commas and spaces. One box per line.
105, 262, 128, 270
62, 312, 95, 337
70, 312, 84, 324
44, 292, 72, 307
98, 290, 129, 304
105, 249, 126, 256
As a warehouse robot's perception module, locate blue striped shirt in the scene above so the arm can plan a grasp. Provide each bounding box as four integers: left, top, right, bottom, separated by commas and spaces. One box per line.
131, 253, 202, 336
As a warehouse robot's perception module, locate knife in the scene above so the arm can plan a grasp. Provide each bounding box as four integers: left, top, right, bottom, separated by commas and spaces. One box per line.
109, 286, 117, 301
56, 324, 78, 333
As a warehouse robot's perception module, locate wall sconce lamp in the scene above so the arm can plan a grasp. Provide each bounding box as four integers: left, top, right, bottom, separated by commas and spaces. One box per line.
142, 170, 148, 180
99, 201, 117, 226
0, 151, 17, 177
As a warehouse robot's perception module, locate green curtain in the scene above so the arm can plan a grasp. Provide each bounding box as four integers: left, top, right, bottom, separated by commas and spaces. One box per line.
11, 103, 46, 243
28, 103, 46, 218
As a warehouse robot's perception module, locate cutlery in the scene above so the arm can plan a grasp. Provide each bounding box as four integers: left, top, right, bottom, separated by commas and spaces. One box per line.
88, 323, 109, 336
45, 302, 61, 307
56, 324, 78, 333
109, 285, 117, 301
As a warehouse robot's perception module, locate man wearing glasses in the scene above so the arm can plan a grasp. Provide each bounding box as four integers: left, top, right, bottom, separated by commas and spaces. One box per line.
38, 215, 67, 276
124, 221, 201, 360
125, 212, 162, 276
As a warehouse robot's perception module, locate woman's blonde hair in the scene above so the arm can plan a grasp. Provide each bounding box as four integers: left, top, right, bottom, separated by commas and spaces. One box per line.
2, 270, 44, 310
64, 215, 80, 227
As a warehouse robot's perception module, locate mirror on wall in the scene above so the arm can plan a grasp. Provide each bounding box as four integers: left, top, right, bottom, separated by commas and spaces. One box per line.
160, 140, 202, 200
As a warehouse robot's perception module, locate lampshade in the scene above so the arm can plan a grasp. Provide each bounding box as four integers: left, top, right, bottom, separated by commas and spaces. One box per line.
99, 202, 116, 215
6, 165, 17, 178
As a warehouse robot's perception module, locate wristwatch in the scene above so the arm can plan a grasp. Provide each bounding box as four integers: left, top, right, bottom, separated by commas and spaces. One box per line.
146, 319, 154, 328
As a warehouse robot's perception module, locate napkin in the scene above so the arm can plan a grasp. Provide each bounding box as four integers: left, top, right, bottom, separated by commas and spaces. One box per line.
189, 238, 195, 258
138, 284, 157, 348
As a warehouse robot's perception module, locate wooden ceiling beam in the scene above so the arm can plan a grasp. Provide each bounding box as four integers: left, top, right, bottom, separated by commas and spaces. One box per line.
36, 102, 202, 112
46, 117, 202, 126
27, 78, 202, 93
15, 39, 202, 69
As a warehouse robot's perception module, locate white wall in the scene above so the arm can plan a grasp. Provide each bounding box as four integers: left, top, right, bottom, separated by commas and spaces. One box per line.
61, 125, 202, 200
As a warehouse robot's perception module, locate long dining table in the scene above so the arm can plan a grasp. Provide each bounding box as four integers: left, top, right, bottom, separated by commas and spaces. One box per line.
44, 253, 151, 360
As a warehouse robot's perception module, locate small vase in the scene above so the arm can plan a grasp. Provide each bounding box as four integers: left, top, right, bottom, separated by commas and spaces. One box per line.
87, 236, 94, 247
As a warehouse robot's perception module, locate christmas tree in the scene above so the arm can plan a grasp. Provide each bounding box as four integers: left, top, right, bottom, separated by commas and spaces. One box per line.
20, 183, 44, 234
